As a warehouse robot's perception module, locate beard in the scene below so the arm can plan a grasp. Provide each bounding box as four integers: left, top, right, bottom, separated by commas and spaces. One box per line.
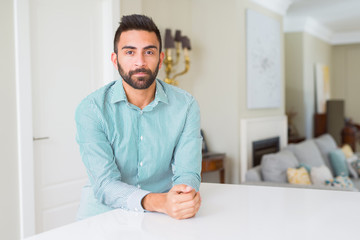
117, 60, 160, 90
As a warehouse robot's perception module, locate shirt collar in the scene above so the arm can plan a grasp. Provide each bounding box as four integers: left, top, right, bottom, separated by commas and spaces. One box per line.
154, 79, 169, 104
110, 79, 127, 104
110, 79, 169, 105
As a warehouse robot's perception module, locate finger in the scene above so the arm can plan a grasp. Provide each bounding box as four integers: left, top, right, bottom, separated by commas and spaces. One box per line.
170, 193, 200, 214
170, 184, 188, 193
172, 189, 196, 203
182, 185, 193, 193
177, 192, 201, 209
173, 199, 201, 220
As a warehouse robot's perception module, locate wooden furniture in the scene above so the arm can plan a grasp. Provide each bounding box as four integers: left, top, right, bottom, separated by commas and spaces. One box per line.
201, 153, 225, 183
314, 113, 327, 137
25, 183, 360, 240
314, 103, 360, 151
342, 119, 360, 151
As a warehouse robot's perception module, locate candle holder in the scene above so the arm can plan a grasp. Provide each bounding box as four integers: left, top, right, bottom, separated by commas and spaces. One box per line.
163, 29, 191, 86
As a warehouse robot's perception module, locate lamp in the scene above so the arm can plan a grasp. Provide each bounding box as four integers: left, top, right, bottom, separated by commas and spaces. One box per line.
163, 29, 191, 86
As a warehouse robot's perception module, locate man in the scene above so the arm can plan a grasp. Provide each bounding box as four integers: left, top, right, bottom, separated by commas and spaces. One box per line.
75, 14, 202, 220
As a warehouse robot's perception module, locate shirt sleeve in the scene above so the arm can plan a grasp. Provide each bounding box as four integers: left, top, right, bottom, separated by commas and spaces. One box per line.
172, 98, 202, 191
75, 99, 150, 212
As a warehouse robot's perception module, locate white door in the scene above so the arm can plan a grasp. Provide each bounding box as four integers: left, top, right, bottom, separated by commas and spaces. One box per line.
29, 0, 117, 233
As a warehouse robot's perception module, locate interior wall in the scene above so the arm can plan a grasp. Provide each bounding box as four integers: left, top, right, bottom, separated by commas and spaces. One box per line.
285, 32, 332, 139
332, 43, 360, 123
192, 0, 284, 183
190, 0, 243, 184
119, 0, 285, 184
0, 0, 21, 239
303, 32, 332, 139
285, 32, 305, 136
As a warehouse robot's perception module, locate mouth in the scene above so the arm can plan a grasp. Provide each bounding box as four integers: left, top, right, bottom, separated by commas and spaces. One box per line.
133, 72, 148, 76
130, 68, 151, 78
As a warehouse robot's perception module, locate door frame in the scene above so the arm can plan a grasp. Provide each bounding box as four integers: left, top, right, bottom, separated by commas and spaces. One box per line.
14, 0, 120, 237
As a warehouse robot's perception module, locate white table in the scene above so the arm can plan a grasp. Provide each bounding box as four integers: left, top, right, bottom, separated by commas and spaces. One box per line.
26, 183, 360, 240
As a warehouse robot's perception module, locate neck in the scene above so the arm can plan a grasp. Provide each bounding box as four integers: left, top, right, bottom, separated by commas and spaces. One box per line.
122, 80, 156, 110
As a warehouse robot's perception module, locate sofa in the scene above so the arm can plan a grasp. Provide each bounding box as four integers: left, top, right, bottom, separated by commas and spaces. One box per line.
245, 134, 360, 191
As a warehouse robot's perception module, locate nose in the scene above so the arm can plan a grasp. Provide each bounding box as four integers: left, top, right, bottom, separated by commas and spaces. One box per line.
135, 53, 146, 67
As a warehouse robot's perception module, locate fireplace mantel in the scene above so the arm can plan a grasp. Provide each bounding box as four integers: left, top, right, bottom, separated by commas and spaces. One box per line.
240, 115, 287, 182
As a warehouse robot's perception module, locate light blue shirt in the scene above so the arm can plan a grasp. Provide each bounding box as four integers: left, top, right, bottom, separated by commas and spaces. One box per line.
75, 79, 202, 219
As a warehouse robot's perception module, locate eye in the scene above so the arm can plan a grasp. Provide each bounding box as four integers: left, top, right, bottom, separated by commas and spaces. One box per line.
145, 50, 154, 55
125, 50, 134, 55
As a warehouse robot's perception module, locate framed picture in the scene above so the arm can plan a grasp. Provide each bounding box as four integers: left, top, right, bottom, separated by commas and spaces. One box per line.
315, 63, 330, 113
246, 9, 282, 109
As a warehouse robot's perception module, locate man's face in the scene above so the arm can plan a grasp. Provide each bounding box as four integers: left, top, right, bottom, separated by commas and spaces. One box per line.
112, 30, 164, 89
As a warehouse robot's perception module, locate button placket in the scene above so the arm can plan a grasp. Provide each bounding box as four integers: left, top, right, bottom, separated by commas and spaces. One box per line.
137, 109, 143, 185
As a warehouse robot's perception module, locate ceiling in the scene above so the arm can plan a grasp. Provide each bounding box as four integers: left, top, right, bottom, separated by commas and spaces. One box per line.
287, 0, 360, 33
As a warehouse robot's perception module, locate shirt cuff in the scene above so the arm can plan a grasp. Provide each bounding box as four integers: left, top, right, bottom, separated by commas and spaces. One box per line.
127, 188, 150, 212
173, 176, 201, 192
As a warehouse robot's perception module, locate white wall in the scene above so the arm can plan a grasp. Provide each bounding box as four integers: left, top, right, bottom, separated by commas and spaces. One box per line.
0, 0, 21, 239
285, 32, 332, 139
303, 33, 332, 139
332, 43, 360, 123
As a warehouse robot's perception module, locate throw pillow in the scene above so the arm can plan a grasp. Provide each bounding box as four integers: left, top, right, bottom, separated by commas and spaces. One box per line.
341, 144, 354, 159
261, 150, 299, 183
351, 159, 360, 175
329, 149, 349, 177
291, 140, 324, 167
314, 134, 338, 175
346, 155, 359, 179
310, 165, 333, 185
299, 163, 311, 173
325, 176, 354, 190
287, 167, 312, 185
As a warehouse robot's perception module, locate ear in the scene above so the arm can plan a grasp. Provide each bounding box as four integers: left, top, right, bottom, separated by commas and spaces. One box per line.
111, 52, 118, 69
158, 51, 165, 70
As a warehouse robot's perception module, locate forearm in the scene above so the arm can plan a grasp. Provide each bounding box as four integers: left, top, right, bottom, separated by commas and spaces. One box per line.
94, 179, 150, 211
172, 99, 202, 191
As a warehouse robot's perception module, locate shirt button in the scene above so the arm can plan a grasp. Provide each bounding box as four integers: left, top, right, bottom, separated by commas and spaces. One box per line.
140, 136, 143, 141
140, 162, 143, 167
137, 184, 141, 188
140, 111, 143, 115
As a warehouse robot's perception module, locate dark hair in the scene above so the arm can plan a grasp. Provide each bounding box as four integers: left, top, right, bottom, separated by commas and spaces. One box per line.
113, 14, 162, 54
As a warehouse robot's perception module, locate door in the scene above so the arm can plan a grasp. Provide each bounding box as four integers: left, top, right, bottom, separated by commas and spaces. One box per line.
29, 0, 117, 233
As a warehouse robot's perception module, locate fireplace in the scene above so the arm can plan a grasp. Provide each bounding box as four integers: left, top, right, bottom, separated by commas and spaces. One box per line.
252, 137, 280, 167
240, 116, 287, 182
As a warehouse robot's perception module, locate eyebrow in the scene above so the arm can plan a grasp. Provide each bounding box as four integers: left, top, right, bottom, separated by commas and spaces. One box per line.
121, 45, 158, 50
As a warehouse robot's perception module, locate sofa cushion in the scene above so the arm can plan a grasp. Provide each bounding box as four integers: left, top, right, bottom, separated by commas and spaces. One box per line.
310, 165, 333, 186
245, 165, 263, 182
261, 150, 299, 183
299, 163, 311, 173
291, 139, 325, 167
351, 178, 360, 190
347, 156, 359, 179
329, 149, 349, 177
351, 159, 360, 176
287, 167, 312, 185
325, 176, 354, 190
314, 134, 338, 174
341, 144, 354, 158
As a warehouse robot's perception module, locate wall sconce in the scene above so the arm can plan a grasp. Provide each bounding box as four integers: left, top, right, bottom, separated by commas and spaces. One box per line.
163, 29, 191, 86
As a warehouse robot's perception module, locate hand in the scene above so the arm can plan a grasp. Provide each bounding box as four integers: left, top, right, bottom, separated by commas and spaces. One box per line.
142, 184, 201, 220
